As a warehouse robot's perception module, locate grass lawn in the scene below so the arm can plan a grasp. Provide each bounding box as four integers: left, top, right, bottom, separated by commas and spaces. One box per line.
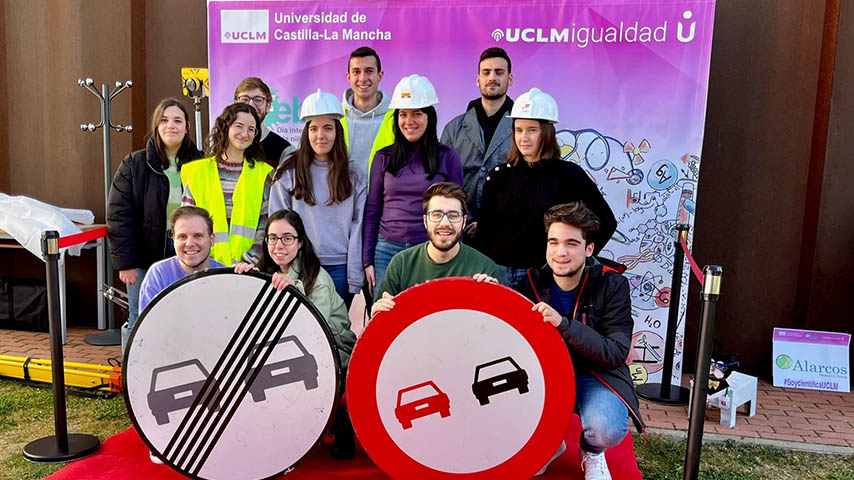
0, 379, 129, 480
1, 378, 853, 479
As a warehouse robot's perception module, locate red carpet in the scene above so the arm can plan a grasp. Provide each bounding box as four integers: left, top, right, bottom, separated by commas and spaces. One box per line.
47, 416, 641, 479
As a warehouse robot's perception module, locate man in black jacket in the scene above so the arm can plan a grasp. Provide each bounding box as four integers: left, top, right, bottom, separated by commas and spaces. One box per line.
518, 202, 644, 479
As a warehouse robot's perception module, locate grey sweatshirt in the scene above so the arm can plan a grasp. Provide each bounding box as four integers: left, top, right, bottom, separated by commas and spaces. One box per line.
342, 88, 391, 178
269, 160, 367, 294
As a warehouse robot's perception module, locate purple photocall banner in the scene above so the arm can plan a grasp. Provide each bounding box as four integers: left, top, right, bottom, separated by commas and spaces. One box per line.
208, 0, 716, 385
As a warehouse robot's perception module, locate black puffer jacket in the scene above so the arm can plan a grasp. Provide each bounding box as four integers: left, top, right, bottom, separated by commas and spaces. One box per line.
474, 158, 617, 268
518, 257, 645, 433
107, 139, 202, 271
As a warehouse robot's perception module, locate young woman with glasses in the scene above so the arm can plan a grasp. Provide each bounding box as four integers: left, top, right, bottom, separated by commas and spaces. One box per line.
234, 209, 357, 459
180, 103, 274, 266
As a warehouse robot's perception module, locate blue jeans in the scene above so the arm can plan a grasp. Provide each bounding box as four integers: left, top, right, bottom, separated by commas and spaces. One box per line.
323, 263, 353, 309
497, 265, 529, 291
372, 236, 418, 301
576, 373, 629, 454
125, 267, 147, 342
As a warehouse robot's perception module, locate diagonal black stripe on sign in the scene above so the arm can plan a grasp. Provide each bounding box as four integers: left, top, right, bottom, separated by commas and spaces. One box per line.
170, 286, 288, 468
163, 282, 276, 460
185, 290, 300, 475
175, 289, 294, 471
163, 283, 277, 461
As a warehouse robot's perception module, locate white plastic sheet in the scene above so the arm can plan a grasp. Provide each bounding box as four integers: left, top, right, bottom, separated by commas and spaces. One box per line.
0, 193, 95, 259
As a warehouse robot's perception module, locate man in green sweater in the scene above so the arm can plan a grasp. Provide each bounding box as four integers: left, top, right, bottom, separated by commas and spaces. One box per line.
371, 182, 499, 316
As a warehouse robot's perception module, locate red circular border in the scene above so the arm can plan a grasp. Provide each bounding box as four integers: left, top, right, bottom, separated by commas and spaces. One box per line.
348, 277, 575, 479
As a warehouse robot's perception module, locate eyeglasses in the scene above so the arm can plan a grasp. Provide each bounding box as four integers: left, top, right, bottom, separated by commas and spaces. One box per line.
266, 234, 299, 246
230, 123, 257, 136
425, 210, 464, 223
236, 95, 268, 107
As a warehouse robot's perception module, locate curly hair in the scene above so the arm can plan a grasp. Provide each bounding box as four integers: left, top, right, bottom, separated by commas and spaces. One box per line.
206, 103, 264, 166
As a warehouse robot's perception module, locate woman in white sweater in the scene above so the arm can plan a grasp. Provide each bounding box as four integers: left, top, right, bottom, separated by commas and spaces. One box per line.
269, 90, 367, 308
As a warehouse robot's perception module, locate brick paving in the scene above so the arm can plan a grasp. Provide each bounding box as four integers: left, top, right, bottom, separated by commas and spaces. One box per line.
0, 327, 121, 366
1, 326, 852, 450
639, 375, 854, 448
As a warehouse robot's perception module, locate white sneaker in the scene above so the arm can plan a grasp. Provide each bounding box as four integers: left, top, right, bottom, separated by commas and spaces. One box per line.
149, 450, 164, 464
534, 440, 567, 476
580, 449, 611, 480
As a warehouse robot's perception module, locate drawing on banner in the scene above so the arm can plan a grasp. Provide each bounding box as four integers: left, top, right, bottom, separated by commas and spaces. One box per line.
628, 331, 665, 374
472, 356, 530, 406
629, 364, 648, 385
554, 124, 702, 386
395, 381, 452, 430
148, 359, 221, 426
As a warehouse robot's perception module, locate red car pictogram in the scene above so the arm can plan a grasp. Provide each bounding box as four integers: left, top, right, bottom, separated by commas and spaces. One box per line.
394, 380, 451, 430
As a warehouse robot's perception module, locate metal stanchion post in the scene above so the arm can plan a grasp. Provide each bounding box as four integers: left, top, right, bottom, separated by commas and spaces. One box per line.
683, 265, 723, 480
637, 224, 691, 404
23, 232, 100, 462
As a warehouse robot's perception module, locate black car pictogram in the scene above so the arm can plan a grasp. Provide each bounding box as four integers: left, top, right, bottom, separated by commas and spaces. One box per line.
148, 359, 220, 425
246, 335, 319, 402
471, 356, 529, 405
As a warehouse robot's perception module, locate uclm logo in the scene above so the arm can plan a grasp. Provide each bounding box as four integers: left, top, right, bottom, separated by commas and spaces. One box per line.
221, 9, 269, 44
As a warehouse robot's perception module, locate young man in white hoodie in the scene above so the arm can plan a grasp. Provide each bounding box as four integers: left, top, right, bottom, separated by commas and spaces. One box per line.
341, 46, 395, 178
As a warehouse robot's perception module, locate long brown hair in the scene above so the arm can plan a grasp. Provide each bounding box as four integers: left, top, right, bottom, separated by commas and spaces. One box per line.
148, 98, 197, 169
506, 120, 561, 166
274, 118, 352, 205
257, 210, 320, 295
206, 103, 264, 167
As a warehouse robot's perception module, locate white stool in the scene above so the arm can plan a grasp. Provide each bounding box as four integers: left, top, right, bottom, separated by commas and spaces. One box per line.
689, 371, 757, 428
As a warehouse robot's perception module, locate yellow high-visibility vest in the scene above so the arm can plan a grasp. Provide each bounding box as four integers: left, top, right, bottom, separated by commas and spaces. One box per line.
341, 109, 395, 177
180, 157, 272, 265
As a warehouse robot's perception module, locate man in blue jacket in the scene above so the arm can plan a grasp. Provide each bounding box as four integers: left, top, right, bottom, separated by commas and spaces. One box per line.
440, 47, 514, 231
517, 202, 644, 479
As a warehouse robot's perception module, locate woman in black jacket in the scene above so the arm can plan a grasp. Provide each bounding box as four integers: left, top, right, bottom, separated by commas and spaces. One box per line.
474, 88, 616, 290
107, 98, 202, 337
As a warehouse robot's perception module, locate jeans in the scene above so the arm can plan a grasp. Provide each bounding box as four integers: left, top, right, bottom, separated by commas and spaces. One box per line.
576, 373, 629, 454
124, 267, 147, 343
323, 263, 353, 309
372, 236, 418, 301
497, 264, 529, 291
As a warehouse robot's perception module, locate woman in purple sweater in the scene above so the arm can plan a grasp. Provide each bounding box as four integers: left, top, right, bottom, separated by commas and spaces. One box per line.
362, 74, 463, 300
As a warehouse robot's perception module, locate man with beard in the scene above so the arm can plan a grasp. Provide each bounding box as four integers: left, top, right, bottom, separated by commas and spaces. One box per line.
234, 77, 294, 169
370, 182, 499, 316
517, 202, 643, 479
139, 206, 227, 312
441, 47, 514, 229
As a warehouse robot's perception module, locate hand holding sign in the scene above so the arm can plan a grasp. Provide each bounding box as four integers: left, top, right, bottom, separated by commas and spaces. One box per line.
348, 277, 574, 479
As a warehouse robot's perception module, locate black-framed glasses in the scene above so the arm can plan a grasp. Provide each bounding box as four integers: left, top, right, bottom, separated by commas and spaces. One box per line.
425, 210, 464, 223
266, 234, 299, 246
236, 95, 267, 107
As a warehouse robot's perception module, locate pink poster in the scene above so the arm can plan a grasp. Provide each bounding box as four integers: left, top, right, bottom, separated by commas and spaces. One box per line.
208, 0, 716, 385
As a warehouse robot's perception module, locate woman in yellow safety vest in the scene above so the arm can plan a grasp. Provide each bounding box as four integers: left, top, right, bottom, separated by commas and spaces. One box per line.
180, 103, 274, 265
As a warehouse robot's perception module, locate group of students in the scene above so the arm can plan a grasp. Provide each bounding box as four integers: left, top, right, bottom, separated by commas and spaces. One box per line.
106, 45, 635, 478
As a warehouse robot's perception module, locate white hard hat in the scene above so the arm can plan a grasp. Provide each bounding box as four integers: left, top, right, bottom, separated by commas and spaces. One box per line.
389, 74, 439, 109
299, 89, 344, 122
509, 88, 559, 123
